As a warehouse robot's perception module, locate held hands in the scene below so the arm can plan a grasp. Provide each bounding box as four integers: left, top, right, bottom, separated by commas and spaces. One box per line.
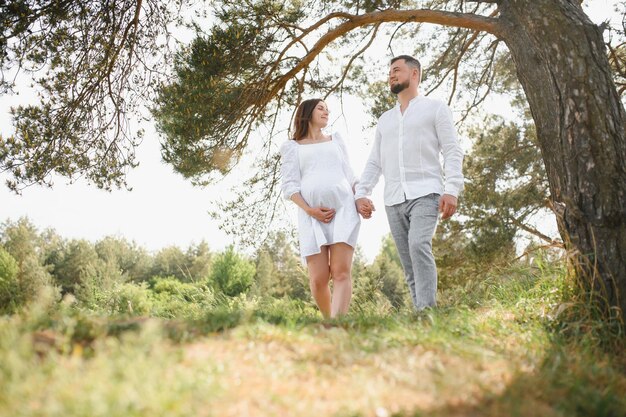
307, 206, 336, 223
438, 194, 458, 220
356, 198, 375, 219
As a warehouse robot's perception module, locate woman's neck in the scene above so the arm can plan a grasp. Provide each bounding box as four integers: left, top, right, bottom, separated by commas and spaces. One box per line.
303, 126, 326, 140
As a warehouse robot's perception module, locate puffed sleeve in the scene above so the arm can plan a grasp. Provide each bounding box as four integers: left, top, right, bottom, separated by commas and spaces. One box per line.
279, 140, 301, 200
333, 132, 358, 188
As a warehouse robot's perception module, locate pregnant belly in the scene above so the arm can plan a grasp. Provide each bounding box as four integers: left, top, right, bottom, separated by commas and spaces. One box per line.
301, 180, 351, 208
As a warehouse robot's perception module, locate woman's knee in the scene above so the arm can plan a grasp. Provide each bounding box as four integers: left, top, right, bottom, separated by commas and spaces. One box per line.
309, 272, 330, 289
330, 268, 351, 283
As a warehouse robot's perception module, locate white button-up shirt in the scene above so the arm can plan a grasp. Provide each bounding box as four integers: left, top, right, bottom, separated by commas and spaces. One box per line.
355, 95, 464, 206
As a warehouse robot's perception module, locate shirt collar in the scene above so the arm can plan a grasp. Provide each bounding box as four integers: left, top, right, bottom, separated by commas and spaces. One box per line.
394, 95, 422, 111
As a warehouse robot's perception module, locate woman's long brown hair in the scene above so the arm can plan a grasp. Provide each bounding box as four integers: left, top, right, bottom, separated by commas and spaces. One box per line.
291, 98, 323, 140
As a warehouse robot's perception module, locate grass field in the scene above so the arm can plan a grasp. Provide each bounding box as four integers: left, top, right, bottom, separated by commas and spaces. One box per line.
1, 258, 624, 417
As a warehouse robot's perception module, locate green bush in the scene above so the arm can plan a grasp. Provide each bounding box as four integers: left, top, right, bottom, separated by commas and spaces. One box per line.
209, 246, 255, 297
0, 218, 54, 306
52, 239, 107, 296
149, 277, 215, 319
105, 282, 153, 316
0, 247, 20, 314
95, 236, 153, 283
151, 276, 208, 302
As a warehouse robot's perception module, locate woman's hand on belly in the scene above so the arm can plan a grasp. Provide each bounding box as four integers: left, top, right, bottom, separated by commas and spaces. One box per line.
306, 206, 336, 224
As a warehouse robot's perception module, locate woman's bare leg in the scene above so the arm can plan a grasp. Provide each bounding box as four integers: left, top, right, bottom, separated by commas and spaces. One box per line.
329, 243, 354, 318
306, 247, 331, 319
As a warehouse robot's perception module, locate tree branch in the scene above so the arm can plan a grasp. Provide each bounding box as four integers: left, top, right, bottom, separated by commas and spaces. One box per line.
262, 8, 501, 112
324, 24, 381, 100
508, 215, 560, 245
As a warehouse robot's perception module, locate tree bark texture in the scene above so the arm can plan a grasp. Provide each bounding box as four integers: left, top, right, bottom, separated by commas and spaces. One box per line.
497, 0, 626, 318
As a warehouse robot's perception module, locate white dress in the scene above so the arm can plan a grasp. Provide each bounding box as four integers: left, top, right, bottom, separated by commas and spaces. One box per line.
280, 132, 361, 262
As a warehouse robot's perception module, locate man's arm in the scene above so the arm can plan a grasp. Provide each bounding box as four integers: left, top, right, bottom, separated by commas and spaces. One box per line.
435, 103, 464, 219
354, 127, 383, 219
354, 126, 383, 200
435, 103, 464, 197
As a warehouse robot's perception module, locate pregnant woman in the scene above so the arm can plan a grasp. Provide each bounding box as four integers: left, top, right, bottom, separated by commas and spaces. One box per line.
280, 98, 361, 319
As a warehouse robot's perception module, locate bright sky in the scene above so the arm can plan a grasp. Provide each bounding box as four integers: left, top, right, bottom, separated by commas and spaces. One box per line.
0, 1, 619, 262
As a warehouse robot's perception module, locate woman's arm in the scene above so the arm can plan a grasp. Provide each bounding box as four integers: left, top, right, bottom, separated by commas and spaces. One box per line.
279, 141, 301, 200
290, 193, 335, 223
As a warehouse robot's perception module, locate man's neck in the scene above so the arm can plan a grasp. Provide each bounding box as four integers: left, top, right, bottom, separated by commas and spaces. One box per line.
398, 88, 419, 113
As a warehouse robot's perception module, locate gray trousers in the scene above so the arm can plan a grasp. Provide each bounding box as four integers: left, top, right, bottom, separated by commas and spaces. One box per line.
385, 193, 440, 310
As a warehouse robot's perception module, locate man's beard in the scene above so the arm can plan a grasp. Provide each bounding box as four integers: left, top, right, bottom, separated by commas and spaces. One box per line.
390, 80, 409, 94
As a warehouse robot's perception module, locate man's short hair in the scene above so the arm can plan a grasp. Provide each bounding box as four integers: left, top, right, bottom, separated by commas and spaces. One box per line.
390, 55, 421, 72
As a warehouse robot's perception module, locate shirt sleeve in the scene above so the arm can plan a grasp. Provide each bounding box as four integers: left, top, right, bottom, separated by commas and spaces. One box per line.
279, 140, 301, 200
435, 103, 464, 197
354, 126, 383, 200
333, 132, 358, 188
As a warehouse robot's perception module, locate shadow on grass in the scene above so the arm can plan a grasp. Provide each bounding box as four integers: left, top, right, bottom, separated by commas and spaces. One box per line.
331, 329, 626, 417
428, 342, 625, 417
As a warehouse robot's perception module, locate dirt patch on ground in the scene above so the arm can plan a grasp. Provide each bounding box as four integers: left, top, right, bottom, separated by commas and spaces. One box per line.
183, 325, 513, 417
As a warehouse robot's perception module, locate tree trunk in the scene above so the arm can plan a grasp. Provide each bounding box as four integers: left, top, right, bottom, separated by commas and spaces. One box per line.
498, 0, 626, 319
